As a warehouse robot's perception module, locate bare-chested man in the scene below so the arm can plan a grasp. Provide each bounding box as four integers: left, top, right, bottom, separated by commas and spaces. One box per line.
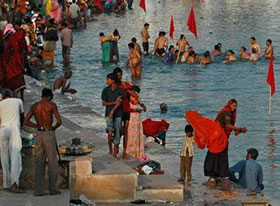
53, 71, 77, 94
131, 37, 142, 56
176, 34, 189, 55
154, 31, 168, 57
264, 39, 273, 59
126, 43, 142, 79
250, 37, 261, 56
24, 88, 62, 196
141, 23, 150, 55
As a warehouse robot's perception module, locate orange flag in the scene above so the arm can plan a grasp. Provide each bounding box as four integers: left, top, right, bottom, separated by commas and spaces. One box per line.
267, 56, 276, 96
169, 15, 175, 39
187, 7, 197, 39
140, 0, 146, 12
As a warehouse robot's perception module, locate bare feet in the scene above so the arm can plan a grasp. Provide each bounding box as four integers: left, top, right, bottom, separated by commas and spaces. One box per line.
122, 154, 129, 160
202, 178, 216, 187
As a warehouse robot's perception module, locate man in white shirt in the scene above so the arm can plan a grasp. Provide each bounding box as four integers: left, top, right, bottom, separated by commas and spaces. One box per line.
69, 0, 80, 29
0, 89, 25, 193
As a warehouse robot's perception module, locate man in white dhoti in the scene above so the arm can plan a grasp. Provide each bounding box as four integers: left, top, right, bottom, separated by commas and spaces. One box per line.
0, 89, 25, 193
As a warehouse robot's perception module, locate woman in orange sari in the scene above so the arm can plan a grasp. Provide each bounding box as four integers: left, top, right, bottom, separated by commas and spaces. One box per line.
203, 99, 247, 186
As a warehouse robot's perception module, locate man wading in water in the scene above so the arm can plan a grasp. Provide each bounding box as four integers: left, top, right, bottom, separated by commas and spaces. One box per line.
24, 88, 62, 196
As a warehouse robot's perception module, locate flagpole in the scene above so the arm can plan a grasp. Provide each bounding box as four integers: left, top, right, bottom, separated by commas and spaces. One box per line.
269, 87, 272, 116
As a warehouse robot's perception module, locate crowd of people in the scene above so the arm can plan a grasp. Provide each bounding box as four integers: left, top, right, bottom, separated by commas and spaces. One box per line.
99, 19, 274, 79
0, 0, 266, 198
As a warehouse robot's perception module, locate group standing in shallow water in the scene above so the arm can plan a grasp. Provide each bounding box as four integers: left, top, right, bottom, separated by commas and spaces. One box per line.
99, 21, 275, 79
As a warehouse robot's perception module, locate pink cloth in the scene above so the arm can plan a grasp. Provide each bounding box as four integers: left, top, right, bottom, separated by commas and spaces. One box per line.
50, 0, 62, 23
127, 103, 145, 160
3, 24, 15, 36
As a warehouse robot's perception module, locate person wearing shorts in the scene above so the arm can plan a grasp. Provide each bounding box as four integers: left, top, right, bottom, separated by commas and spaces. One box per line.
101, 73, 125, 157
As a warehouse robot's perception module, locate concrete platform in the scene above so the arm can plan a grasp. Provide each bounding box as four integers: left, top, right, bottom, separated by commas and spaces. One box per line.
136, 175, 184, 202
0, 189, 70, 206
70, 151, 138, 202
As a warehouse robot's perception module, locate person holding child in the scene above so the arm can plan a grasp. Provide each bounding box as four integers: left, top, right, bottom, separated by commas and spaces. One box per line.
178, 125, 194, 186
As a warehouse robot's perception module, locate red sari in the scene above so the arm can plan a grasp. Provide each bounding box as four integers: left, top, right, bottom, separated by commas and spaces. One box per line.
3, 29, 26, 92
0, 31, 4, 88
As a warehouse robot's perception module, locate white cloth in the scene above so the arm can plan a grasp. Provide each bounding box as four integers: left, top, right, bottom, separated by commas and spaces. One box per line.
180, 136, 194, 157
0, 98, 24, 127
142, 165, 153, 175
0, 98, 23, 188
0, 125, 22, 188
69, 3, 80, 18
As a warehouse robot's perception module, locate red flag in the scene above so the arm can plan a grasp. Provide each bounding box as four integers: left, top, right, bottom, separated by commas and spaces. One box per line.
169, 15, 175, 39
140, 0, 146, 12
187, 7, 197, 39
95, 0, 104, 10
267, 56, 276, 96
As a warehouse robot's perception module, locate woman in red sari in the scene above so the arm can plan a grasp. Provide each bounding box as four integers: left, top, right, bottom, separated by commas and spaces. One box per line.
3, 29, 27, 100
203, 99, 247, 186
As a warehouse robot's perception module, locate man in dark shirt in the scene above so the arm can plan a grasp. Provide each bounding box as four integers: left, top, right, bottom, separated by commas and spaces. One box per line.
101, 73, 125, 158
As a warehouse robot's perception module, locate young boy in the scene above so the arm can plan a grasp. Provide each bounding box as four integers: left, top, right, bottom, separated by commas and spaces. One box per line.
178, 125, 194, 185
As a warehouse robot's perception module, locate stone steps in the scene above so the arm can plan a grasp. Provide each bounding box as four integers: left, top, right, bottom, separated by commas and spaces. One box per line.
136, 174, 184, 202
70, 151, 138, 202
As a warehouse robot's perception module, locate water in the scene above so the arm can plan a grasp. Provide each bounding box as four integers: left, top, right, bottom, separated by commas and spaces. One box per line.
47, 0, 280, 200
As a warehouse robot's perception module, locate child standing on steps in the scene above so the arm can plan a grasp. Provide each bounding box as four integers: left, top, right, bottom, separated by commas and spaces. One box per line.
178, 125, 194, 186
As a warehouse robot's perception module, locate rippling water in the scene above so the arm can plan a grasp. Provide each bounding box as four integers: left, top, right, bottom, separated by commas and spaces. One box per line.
47, 0, 280, 200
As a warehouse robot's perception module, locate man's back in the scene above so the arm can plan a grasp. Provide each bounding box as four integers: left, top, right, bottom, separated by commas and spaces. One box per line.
230, 159, 263, 192
0, 98, 23, 127
32, 100, 56, 129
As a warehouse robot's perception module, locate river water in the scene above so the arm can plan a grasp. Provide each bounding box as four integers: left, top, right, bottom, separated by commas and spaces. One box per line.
47, 0, 280, 200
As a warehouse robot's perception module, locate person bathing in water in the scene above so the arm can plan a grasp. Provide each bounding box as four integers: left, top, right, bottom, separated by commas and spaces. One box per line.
200, 51, 211, 65
131, 37, 142, 56
240, 47, 249, 59
153, 31, 168, 57
249, 37, 261, 57
223, 50, 237, 63
211, 44, 222, 56
163, 45, 175, 63
176, 34, 189, 62
249, 48, 258, 62
126, 43, 142, 79
264, 39, 273, 59
53, 71, 77, 94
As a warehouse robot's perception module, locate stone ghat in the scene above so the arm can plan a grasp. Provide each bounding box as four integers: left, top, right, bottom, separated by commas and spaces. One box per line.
0, 76, 274, 205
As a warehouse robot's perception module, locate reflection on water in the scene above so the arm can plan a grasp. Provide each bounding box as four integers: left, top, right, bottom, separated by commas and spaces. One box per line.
47, 0, 280, 200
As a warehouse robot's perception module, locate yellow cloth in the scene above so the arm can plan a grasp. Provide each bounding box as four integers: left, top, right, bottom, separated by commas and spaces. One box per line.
46, 0, 52, 15
180, 136, 194, 157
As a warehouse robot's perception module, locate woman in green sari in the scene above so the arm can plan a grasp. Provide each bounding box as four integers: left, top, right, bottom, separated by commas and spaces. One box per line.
99, 33, 111, 63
